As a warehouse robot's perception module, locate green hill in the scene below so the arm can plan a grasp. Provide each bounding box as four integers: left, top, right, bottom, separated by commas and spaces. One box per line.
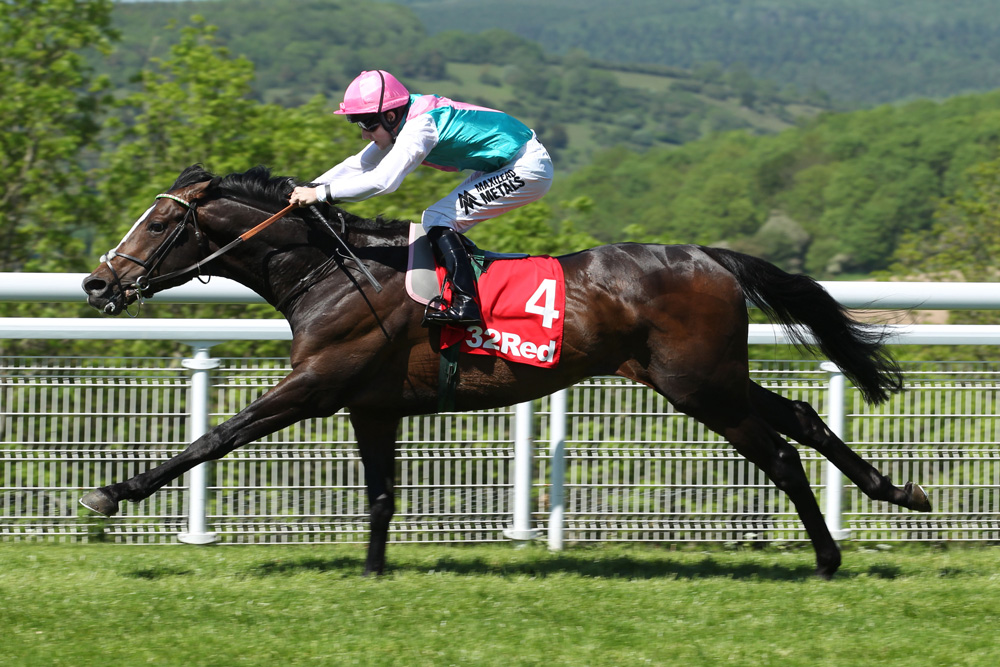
548, 91, 1000, 276
387, 0, 1000, 106
102, 0, 829, 170
95, 0, 1000, 279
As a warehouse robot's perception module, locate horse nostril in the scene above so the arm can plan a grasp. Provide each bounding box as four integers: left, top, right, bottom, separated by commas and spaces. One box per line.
82, 277, 108, 296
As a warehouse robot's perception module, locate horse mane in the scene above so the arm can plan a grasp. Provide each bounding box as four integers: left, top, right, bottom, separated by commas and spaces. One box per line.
172, 164, 412, 239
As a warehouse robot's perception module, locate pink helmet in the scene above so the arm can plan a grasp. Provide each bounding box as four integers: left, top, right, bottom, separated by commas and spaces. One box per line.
335, 70, 410, 115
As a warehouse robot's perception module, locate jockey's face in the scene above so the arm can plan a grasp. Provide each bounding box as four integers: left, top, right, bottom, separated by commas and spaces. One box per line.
362, 124, 391, 149
361, 110, 399, 150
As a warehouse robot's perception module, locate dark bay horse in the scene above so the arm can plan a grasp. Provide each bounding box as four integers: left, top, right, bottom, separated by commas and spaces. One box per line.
81, 165, 930, 578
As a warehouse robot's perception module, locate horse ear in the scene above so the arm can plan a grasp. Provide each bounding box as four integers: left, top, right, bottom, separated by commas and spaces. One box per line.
184, 178, 218, 201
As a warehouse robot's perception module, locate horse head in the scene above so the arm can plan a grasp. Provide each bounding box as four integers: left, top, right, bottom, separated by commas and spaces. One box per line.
82, 169, 220, 315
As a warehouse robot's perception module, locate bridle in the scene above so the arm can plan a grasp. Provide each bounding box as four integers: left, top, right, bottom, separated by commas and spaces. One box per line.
101, 191, 380, 316
100, 192, 295, 315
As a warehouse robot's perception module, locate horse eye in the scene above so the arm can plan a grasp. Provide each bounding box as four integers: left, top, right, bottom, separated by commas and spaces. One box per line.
148, 221, 166, 233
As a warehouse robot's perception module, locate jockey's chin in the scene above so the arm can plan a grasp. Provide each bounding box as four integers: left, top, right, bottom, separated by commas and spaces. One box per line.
363, 127, 393, 150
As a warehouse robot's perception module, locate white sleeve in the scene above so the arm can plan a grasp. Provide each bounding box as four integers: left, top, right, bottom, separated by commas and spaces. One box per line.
313, 142, 388, 184
318, 114, 439, 202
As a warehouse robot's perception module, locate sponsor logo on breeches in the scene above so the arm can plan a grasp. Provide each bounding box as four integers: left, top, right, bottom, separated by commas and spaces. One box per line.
458, 170, 527, 215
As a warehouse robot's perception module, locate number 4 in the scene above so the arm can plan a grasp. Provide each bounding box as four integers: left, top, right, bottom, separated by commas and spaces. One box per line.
525, 278, 560, 329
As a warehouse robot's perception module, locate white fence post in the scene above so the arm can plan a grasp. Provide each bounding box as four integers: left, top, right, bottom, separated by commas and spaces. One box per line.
504, 401, 539, 543
819, 361, 850, 541
178, 342, 221, 545
547, 388, 568, 551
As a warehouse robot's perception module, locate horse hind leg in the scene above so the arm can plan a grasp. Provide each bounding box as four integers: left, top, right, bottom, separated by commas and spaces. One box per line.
750, 383, 931, 512
638, 370, 844, 578
721, 414, 844, 579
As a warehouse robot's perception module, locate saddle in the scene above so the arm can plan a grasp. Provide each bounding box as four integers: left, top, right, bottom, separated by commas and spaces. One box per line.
405, 223, 565, 410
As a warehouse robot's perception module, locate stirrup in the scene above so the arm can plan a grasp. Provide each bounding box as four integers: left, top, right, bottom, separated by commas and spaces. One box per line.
421, 296, 481, 327
421, 296, 449, 327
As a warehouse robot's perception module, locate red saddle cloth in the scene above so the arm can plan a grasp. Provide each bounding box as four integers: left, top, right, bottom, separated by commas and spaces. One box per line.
438, 256, 565, 368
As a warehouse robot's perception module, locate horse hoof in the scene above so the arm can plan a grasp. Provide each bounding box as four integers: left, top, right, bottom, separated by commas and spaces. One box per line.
905, 481, 932, 512
815, 551, 841, 580
80, 489, 119, 517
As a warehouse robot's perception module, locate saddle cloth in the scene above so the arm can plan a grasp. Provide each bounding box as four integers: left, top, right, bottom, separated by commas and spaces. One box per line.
406, 223, 565, 369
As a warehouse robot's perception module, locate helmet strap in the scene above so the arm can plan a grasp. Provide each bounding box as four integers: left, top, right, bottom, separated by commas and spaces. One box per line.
378, 101, 410, 145
373, 69, 408, 144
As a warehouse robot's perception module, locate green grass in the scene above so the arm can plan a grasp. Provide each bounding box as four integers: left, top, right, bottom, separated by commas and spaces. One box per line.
2, 542, 998, 666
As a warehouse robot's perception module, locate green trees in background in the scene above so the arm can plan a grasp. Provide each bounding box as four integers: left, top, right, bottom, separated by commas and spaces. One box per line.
0, 0, 115, 273
4, 0, 1000, 291
552, 94, 1000, 275
102, 0, 827, 169
893, 157, 1000, 285
393, 0, 1000, 106
99, 18, 354, 249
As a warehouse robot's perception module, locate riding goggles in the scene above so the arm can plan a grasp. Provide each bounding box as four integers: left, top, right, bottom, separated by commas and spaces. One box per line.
348, 113, 381, 132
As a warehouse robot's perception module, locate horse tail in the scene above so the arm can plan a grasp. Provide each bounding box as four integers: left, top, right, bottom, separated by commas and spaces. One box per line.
699, 246, 903, 404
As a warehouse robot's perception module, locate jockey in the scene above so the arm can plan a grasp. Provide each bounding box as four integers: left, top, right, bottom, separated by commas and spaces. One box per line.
289, 69, 554, 326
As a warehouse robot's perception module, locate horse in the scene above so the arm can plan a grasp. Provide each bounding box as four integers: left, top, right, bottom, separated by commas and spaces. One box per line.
80, 164, 931, 579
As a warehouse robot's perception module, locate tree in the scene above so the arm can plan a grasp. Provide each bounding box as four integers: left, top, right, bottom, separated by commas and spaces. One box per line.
466, 199, 600, 255
99, 17, 269, 228
891, 157, 1000, 285
97, 17, 460, 247
0, 0, 116, 272
889, 155, 1000, 359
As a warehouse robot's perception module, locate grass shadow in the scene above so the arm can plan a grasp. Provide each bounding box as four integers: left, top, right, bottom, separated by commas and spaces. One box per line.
398, 553, 820, 581
122, 566, 195, 580
860, 564, 902, 579
237, 551, 826, 581
242, 556, 362, 578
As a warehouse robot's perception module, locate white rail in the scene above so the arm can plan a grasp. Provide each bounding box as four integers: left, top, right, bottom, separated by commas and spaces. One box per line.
8, 272, 1000, 309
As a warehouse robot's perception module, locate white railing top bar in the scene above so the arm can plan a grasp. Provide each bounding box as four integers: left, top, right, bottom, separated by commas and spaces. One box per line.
4, 273, 263, 304
0, 317, 291, 341
3, 273, 1000, 310
1, 317, 999, 346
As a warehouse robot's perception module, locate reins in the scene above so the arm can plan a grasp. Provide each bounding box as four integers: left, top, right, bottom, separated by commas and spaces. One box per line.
144, 201, 297, 288
307, 206, 383, 293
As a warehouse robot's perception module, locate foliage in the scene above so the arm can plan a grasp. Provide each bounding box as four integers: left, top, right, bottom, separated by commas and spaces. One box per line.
0, 0, 116, 273
888, 154, 1000, 356
102, 0, 429, 106
892, 156, 1000, 283
550, 93, 1000, 275
100, 18, 343, 246
391, 0, 1000, 106
101, 0, 829, 167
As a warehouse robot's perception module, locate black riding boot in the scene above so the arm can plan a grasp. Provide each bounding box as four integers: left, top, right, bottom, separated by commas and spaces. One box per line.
423, 227, 482, 326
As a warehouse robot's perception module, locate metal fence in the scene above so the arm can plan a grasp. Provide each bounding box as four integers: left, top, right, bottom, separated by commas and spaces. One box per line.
3, 355, 998, 544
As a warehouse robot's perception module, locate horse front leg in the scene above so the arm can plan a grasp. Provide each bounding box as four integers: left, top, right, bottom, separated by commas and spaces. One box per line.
80, 367, 332, 517
351, 410, 401, 576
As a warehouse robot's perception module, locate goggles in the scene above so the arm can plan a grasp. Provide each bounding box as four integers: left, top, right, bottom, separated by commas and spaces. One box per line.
348, 114, 381, 132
